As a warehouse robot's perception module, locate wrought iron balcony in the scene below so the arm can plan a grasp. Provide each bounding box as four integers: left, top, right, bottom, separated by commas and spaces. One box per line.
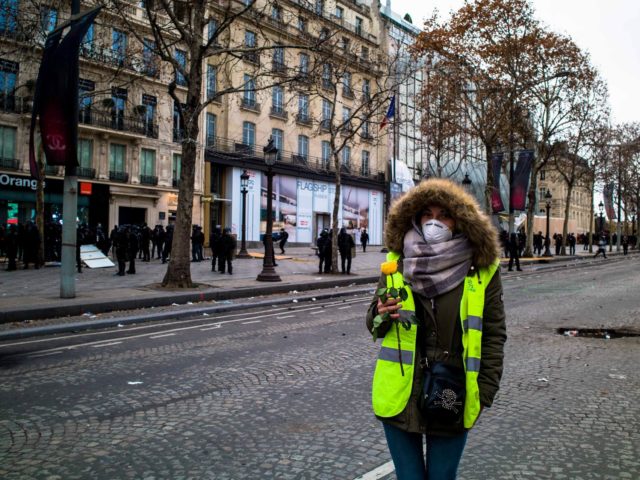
241, 98, 261, 113
0, 157, 19, 170
140, 174, 158, 186
243, 52, 260, 65
320, 119, 331, 131
270, 106, 288, 120
109, 170, 129, 183
77, 167, 95, 179
0, 94, 32, 114
79, 110, 158, 138
45, 165, 60, 176
296, 113, 312, 126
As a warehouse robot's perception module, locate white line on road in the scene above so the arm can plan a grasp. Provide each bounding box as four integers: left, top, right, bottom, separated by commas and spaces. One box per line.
29, 351, 63, 358
353, 461, 394, 480
91, 342, 122, 348
241, 320, 262, 325
276, 315, 295, 319
338, 306, 352, 310
200, 324, 222, 331
149, 333, 176, 339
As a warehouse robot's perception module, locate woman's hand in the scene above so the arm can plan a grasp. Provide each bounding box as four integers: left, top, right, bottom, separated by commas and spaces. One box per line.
376, 296, 402, 320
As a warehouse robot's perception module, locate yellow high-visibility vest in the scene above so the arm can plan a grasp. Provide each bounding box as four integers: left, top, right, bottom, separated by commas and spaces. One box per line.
371, 251, 499, 428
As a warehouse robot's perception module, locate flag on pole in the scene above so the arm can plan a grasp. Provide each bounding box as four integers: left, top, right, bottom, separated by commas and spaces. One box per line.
380, 95, 395, 130
28, 7, 101, 180
491, 152, 505, 213
510, 149, 534, 211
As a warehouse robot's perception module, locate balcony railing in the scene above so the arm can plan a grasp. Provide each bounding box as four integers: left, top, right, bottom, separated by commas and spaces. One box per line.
77, 167, 95, 179
321, 79, 335, 91
0, 157, 19, 170
204, 135, 385, 182
343, 87, 354, 99
272, 61, 287, 74
109, 170, 129, 183
140, 174, 158, 186
0, 94, 32, 114
320, 119, 331, 131
241, 98, 261, 113
79, 110, 158, 138
270, 106, 288, 120
243, 52, 260, 65
80, 44, 160, 79
45, 165, 60, 176
296, 113, 312, 126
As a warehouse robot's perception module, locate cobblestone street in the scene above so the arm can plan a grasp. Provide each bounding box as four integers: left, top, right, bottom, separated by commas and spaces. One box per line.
0, 259, 639, 479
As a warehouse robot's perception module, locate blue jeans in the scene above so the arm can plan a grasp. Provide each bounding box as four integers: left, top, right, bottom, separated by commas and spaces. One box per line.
383, 423, 468, 480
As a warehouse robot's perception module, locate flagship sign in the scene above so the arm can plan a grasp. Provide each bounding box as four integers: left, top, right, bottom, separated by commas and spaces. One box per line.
0, 174, 41, 191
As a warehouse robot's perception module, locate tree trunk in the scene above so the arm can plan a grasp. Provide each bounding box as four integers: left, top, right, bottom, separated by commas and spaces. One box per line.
484, 144, 494, 215
523, 148, 540, 257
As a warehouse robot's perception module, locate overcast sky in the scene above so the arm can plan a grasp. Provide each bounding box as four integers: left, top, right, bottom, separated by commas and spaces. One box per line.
388, 0, 640, 125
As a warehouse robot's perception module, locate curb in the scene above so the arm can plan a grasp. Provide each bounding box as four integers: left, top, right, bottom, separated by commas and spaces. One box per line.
0, 285, 377, 341
1, 274, 379, 324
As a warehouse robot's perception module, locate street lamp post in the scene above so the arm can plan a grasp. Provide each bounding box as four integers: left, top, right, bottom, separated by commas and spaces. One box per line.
462, 172, 472, 191
237, 169, 251, 258
257, 137, 281, 282
543, 190, 553, 257
598, 200, 605, 237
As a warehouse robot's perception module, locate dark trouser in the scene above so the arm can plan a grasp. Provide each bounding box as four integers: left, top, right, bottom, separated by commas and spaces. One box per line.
340, 252, 352, 273
151, 242, 158, 259
555, 245, 561, 255
534, 245, 541, 255
7, 255, 16, 271
219, 255, 232, 274
594, 248, 607, 258
76, 247, 82, 273
322, 254, 331, 273
162, 247, 170, 263
127, 257, 136, 274
142, 245, 150, 261
623, 245, 628, 255
383, 423, 468, 480
361, 242, 367, 252
569, 245, 575, 255
279, 241, 286, 254
156, 242, 164, 259
508, 254, 521, 270
117, 259, 126, 275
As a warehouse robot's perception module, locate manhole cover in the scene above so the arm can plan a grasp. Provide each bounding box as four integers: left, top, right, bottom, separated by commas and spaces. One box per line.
557, 328, 640, 339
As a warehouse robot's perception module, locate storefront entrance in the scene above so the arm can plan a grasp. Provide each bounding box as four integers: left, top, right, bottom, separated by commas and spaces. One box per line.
118, 206, 147, 226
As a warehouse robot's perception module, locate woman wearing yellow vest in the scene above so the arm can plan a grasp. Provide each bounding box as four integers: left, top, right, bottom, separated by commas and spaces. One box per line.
366, 178, 506, 479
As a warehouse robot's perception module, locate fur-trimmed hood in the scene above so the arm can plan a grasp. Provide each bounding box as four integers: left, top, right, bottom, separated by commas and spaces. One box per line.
385, 178, 501, 268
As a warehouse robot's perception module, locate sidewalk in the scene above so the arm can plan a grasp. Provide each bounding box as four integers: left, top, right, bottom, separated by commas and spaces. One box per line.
0, 244, 633, 324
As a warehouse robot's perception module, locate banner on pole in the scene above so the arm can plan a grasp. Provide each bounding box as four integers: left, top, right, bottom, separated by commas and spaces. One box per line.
510, 149, 534, 211
603, 182, 617, 220
491, 152, 504, 213
29, 7, 102, 179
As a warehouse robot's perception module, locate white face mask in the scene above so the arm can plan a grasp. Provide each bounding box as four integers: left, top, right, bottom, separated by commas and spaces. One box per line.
422, 219, 453, 244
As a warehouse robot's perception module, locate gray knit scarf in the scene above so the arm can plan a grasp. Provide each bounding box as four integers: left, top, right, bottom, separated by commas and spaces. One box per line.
402, 222, 473, 299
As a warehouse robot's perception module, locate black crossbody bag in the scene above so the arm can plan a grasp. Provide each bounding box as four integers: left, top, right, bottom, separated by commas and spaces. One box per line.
417, 301, 466, 430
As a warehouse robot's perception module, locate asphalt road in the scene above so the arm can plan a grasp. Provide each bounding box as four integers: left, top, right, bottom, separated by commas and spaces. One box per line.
0, 259, 639, 479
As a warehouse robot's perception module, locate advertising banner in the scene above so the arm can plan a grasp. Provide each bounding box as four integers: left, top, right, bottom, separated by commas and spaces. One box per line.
491, 152, 505, 213
510, 149, 534, 211
603, 182, 617, 220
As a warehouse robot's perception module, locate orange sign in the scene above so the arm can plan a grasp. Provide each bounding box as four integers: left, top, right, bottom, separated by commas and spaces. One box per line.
79, 182, 92, 195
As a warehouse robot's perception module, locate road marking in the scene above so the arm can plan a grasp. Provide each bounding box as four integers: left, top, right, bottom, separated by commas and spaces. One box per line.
200, 324, 222, 331
338, 306, 352, 310
149, 333, 176, 339
4, 296, 372, 356
277, 315, 295, 319
353, 461, 394, 480
242, 320, 262, 325
91, 341, 122, 348
0, 296, 371, 349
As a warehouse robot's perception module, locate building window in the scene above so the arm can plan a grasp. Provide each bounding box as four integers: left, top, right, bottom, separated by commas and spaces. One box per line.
0, 0, 18, 34
245, 30, 256, 47
361, 150, 370, 176
321, 140, 331, 169
78, 78, 94, 124
272, 5, 282, 21
273, 46, 285, 70
298, 93, 309, 119
362, 78, 370, 100
78, 139, 93, 169
361, 46, 369, 62
540, 170, 546, 180
207, 18, 218, 41
343, 72, 352, 96
82, 22, 94, 52
315, 0, 324, 16
206, 64, 217, 100
335, 6, 343, 19
111, 87, 127, 130
322, 63, 332, 88
142, 39, 157, 77
341, 37, 350, 51
341, 146, 351, 170
206, 112, 216, 147
140, 148, 156, 176
322, 99, 331, 121
299, 53, 309, 75
174, 49, 187, 86
109, 144, 126, 173
242, 121, 255, 147
172, 153, 181, 185
272, 85, 284, 112
173, 102, 184, 142
298, 135, 309, 160
355, 17, 363, 36
272, 128, 283, 157
0, 125, 16, 161
297, 16, 307, 32
362, 120, 371, 138
40, 6, 57, 33
243, 74, 256, 106
141, 94, 156, 137
112, 29, 127, 65
342, 106, 351, 125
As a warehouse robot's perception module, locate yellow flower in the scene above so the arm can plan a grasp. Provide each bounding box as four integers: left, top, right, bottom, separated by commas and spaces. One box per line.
380, 260, 398, 276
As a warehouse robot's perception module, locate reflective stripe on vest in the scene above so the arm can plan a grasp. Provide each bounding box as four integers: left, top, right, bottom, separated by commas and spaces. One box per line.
371, 252, 499, 428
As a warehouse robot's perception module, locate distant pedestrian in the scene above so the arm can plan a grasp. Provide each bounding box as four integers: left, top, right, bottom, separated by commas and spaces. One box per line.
568, 233, 576, 255
114, 227, 128, 276
594, 237, 607, 259
508, 232, 522, 271
162, 225, 173, 264
317, 229, 329, 273
76, 225, 85, 273
622, 235, 629, 255
23, 222, 40, 269
338, 227, 355, 274
554, 233, 563, 256
533, 231, 543, 256
140, 223, 151, 262
219, 228, 236, 274
210, 226, 222, 272
323, 230, 333, 273
360, 228, 369, 252
278, 228, 289, 254
5, 225, 18, 271
109, 225, 119, 260
127, 226, 139, 274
